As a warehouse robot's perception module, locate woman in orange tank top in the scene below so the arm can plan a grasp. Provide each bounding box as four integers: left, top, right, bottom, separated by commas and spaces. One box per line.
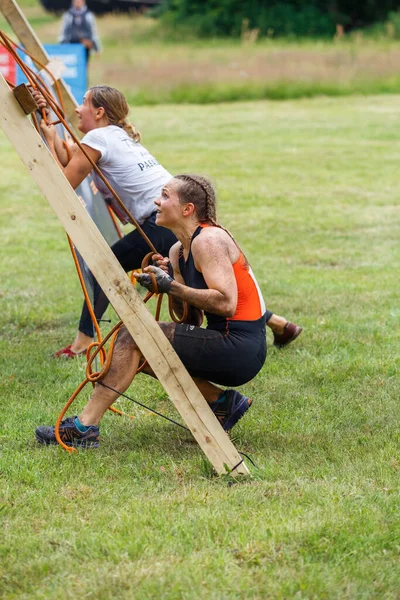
36, 175, 299, 449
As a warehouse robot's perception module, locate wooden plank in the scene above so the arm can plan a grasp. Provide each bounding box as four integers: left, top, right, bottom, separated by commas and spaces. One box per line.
0, 0, 80, 133
39, 58, 66, 82
0, 74, 249, 476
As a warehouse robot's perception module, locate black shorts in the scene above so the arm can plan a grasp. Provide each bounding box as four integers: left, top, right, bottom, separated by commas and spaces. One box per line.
172, 315, 267, 387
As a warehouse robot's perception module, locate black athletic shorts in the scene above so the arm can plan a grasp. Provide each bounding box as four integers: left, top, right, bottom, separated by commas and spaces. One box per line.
172, 314, 267, 387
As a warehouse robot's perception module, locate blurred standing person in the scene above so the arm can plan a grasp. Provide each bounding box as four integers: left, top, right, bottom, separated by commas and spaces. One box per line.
59, 0, 101, 66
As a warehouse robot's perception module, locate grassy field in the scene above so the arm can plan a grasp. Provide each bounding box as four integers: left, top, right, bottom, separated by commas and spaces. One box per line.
4, 4, 400, 103
1, 94, 400, 598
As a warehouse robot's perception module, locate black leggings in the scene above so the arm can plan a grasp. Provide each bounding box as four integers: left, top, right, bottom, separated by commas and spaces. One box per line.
78, 212, 177, 337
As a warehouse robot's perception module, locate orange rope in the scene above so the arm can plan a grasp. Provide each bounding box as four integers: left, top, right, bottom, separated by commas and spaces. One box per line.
0, 36, 196, 450
53, 253, 194, 450
66, 235, 106, 359
106, 203, 124, 239
1, 34, 137, 327
0, 30, 66, 114
0, 30, 156, 254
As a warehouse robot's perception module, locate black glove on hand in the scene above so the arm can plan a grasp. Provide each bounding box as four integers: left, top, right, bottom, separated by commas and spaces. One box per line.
136, 266, 173, 294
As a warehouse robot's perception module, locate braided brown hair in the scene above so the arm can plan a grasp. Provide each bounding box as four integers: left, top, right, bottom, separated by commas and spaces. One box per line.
174, 174, 247, 262
88, 85, 141, 142
174, 174, 217, 224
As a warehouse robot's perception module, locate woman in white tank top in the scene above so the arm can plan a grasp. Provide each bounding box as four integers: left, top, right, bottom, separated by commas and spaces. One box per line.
38, 85, 177, 357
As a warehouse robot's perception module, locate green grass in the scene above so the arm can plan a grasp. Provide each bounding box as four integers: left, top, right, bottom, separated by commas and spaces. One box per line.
1, 95, 400, 598
125, 76, 400, 105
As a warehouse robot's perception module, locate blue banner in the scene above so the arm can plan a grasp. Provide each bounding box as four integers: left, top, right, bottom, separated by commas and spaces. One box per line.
17, 43, 87, 104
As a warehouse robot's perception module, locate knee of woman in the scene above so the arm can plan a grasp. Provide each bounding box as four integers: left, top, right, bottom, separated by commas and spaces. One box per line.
159, 322, 176, 343
117, 326, 137, 349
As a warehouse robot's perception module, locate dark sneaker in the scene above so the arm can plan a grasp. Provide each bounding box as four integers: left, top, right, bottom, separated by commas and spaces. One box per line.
273, 322, 302, 348
36, 416, 100, 448
210, 390, 252, 431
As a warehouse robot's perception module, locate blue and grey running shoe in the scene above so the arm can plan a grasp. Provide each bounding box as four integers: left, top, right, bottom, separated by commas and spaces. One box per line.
210, 390, 252, 431
36, 416, 100, 448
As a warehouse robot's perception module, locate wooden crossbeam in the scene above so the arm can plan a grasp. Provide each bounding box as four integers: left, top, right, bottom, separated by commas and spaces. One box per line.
0, 0, 80, 133
0, 74, 249, 476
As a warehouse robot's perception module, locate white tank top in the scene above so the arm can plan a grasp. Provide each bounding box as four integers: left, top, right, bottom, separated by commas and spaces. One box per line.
81, 125, 172, 224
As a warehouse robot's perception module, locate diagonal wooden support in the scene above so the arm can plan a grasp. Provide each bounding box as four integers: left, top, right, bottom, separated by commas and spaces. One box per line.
0, 0, 80, 133
0, 74, 249, 476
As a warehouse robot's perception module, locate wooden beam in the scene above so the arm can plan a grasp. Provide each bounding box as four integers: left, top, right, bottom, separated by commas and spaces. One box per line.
0, 74, 249, 476
0, 0, 80, 133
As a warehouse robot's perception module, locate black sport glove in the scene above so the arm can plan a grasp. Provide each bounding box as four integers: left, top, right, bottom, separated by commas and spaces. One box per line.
136, 266, 173, 294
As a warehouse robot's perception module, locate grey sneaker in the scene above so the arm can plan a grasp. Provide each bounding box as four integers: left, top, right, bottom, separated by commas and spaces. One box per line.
210, 390, 252, 431
36, 416, 100, 448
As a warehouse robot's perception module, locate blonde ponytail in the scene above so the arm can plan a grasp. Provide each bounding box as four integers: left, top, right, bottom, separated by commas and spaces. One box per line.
89, 85, 141, 142
120, 120, 141, 142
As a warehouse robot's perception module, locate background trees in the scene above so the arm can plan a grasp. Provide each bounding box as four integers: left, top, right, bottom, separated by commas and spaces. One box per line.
157, 0, 400, 37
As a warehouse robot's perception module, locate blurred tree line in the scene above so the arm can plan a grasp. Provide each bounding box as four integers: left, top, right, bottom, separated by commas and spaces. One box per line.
156, 0, 400, 37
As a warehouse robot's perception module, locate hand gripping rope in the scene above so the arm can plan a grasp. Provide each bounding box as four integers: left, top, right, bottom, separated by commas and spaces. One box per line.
54, 252, 192, 454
